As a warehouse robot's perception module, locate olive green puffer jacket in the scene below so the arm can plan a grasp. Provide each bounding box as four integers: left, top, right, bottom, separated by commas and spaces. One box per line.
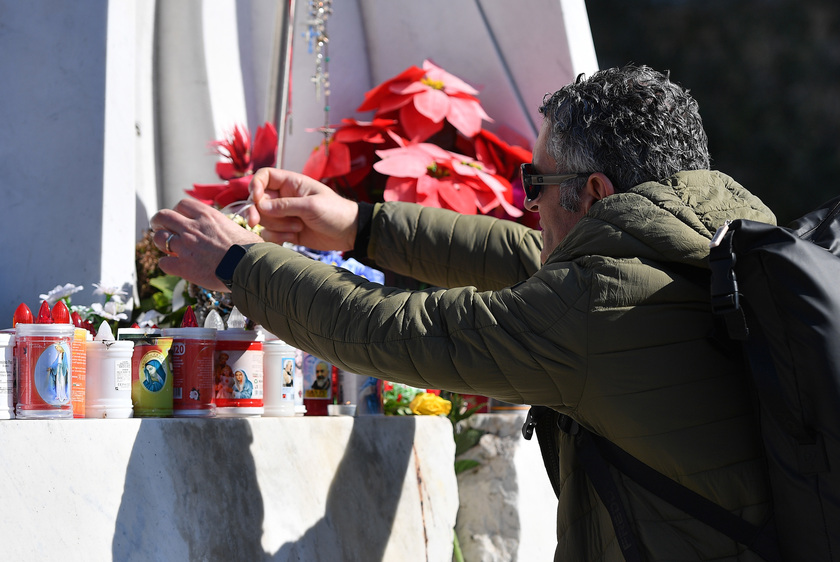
232, 170, 777, 561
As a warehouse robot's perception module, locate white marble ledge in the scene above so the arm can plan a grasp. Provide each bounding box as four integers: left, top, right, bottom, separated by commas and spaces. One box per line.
0, 416, 459, 562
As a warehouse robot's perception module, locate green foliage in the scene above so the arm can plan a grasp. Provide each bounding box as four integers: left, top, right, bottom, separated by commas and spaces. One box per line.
442, 391, 487, 476
453, 427, 484, 457
446, 392, 486, 428
382, 383, 424, 415
454, 458, 481, 475
138, 274, 196, 327
453, 528, 465, 562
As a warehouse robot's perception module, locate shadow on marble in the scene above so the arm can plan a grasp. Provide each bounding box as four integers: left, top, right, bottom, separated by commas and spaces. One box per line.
110, 416, 416, 561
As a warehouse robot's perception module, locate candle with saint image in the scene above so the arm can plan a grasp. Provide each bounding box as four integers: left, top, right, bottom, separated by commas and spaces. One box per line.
214, 307, 264, 417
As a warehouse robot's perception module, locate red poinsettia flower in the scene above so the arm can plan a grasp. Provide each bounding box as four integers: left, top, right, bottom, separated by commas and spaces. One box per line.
189, 176, 253, 209
302, 118, 401, 187
373, 143, 522, 217
213, 122, 279, 179
187, 122, 278, 208
358, 60, 491, 142
472, 128, 532, 182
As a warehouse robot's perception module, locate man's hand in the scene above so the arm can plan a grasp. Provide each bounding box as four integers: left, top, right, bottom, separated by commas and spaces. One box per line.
150, 198, 264, 293
247, 168, 359, 251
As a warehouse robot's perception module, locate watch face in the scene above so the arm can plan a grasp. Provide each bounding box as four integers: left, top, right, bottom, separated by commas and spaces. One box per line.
216, 245, 248, 289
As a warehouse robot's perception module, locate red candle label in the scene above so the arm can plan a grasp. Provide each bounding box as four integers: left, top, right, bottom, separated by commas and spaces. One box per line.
163, 327, 216, 417
15, 324, 76, 418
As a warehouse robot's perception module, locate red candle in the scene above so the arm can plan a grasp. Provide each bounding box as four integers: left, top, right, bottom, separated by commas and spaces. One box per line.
181, 306, 199, 328
51, 301, 71, 324
36, 301, 53, 324
13, 303, 33, 327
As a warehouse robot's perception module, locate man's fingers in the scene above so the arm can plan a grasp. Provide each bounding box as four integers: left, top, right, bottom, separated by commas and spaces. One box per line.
173, 197, 216, 220
257, 214, 304, 231
249, 168, 269, 202
256, 194, 317, 221
149, 208, 179, 232
260, 230, 299, 246
150, 200, 211, 233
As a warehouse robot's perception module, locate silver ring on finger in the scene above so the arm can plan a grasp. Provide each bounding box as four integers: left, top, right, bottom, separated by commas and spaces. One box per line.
165, 232, 178, 255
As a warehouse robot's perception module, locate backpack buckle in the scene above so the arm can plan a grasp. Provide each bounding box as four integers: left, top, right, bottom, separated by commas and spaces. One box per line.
521, 408, 538, 440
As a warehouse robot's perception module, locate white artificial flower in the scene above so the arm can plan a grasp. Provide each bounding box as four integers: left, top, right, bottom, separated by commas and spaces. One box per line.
70, 305, 93, 320
92, 283, 128, 299
90, 301, 128, 322
39, 283, 84, 306
171, 278, 188, 312
135, 309, 164, 328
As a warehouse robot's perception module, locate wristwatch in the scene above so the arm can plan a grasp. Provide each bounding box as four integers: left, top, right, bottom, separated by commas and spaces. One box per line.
215, 244, 250, 291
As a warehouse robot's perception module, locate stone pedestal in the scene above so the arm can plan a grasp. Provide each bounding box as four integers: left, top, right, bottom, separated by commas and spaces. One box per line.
0, 416, 458, 561
455, 412, 558, 561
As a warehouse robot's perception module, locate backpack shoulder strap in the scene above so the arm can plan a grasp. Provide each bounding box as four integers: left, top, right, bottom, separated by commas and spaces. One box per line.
709, 220, 750, 340
574, 421, 781, 562
522, 406, 561, 497
523, 407, 645, 561
523, 407, 781, 562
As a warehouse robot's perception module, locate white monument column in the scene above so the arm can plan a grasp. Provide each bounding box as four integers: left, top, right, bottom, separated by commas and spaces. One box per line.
0, 0, 137, 322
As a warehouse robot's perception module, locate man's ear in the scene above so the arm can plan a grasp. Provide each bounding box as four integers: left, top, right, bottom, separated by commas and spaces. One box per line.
579, 172, 615, 213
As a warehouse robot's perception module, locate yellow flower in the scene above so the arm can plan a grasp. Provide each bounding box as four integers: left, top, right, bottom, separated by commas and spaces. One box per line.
409, 392, 452, 416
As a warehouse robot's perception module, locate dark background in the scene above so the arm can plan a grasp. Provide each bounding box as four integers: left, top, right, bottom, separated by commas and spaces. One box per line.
585, 0, 840, 224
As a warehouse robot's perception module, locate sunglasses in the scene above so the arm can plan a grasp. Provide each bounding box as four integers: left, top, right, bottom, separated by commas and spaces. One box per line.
520, 163, 591, 201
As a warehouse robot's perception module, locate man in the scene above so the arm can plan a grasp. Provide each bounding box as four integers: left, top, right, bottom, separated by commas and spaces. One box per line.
310, 362, 331, 391
151, 65, 775, 560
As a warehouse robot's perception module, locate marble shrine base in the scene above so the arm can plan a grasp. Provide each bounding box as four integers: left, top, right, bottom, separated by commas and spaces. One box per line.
0, 416, 458, 561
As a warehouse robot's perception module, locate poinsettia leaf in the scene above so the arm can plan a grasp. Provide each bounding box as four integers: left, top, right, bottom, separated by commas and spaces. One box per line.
321, 141, 352, 178
251, 122, 279, 169
437, 179, 478, 214
446, 97, 489, 138
413, 89, 449, 122
373, 149, 430, 178
383, 176, 418, 203
399, 104, 444, 142
357, 65, 426, 112
476, 171, 523, 217
302, 143, 329, 180
215, 161, 239, 180
414, 175, 442, 208
423, 59, 480, 96
475, 188, 501, 215
187, 183, 226, 204
215, 177, 251, 208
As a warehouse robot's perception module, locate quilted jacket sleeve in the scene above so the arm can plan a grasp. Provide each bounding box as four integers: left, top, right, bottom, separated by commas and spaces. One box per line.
230, 242, 589, 407
368, 202, 543, 291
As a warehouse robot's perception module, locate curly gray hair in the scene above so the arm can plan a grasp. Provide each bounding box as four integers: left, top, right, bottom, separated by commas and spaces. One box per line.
539, 65, 710, 211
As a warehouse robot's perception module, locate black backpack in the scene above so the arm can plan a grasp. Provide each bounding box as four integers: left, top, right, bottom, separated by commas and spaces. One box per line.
523, 196, 840, 562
